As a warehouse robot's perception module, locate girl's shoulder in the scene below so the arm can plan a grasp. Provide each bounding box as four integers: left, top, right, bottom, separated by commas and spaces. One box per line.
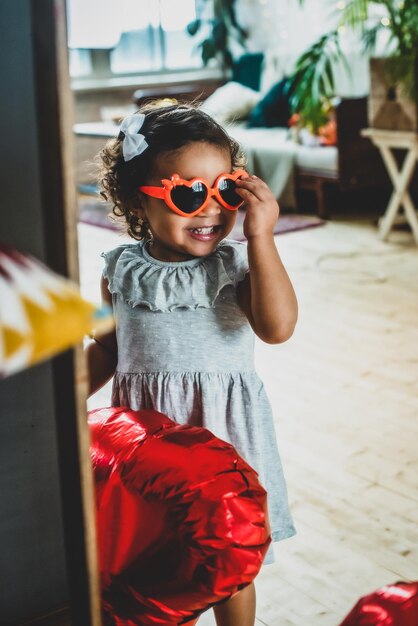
101, 242, 140, 267
101, 240, 144, 296
101, 239, 248, 312
214, 239, 248, 281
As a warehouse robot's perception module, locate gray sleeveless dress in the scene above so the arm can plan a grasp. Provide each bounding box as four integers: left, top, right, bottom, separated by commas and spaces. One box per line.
102, 239, 295, 553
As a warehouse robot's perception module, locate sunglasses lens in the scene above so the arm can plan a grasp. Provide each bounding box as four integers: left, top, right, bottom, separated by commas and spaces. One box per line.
218, 178, 242, 207
170, 181, 208, 214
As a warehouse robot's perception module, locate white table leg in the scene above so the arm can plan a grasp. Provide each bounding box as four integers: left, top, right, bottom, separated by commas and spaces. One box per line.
402, 190, 418, 245
378, 145, 418, 242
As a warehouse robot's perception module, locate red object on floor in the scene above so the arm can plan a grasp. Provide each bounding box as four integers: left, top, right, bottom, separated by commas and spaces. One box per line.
89, 407, 271, 626
339, 581, 418, 626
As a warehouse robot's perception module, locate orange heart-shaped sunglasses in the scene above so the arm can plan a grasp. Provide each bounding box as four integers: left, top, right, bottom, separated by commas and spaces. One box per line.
139, 170, 247, 217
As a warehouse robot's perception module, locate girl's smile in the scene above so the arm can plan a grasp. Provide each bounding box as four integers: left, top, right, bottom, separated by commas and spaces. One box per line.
187, 223, 223, 241
137, 142, 239, 263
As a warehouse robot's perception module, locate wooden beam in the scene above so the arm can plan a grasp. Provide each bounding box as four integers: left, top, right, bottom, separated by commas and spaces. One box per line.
30, 1, 101, 624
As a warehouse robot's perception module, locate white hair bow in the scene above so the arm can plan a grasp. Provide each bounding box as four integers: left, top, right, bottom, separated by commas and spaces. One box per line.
120, 113, 148, 161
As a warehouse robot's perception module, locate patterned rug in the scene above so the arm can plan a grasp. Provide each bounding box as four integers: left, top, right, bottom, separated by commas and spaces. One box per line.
78, 198, 325, 240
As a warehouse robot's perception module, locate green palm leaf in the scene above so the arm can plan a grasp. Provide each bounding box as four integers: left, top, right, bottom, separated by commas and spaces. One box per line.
292, 0, 418, 130
289, 30, 350, 129
337, 0, 369, 30
186, 0, 247, 69
361, 23, 383, 52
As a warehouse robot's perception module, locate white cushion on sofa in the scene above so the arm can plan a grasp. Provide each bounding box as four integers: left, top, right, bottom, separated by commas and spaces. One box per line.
295, 144, 337, 172
200, 81, 261, 124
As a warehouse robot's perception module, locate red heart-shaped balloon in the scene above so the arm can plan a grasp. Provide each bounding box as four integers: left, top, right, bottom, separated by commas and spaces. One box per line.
89, 407, 271, 626
339, 581, 418, 626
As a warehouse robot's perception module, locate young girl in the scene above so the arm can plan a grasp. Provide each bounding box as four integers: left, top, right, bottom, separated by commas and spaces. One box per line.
87, 103, 298, 626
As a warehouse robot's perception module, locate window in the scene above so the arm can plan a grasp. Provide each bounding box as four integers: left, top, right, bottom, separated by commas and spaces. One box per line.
67, 0, 206, 80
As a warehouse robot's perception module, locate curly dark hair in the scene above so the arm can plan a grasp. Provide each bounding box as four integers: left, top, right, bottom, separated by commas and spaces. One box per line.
97, 102, 246, 239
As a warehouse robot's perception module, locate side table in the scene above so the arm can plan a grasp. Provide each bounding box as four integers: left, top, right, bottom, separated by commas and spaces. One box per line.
361, 129, 418, 245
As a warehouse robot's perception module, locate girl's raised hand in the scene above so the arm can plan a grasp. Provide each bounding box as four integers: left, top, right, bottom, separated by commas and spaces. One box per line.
235, 174, 280, 240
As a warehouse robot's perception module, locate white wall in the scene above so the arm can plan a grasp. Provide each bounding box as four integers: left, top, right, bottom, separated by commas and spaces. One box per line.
237, 0, 391, 96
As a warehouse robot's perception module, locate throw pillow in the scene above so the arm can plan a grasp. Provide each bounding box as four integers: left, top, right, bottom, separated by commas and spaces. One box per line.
247, 77, 293, 128
200, 81, 261, 124
232, 53, 264, 92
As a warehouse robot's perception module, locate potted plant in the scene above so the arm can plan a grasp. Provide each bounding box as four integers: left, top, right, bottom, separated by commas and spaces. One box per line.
289, 0, 418, 132
186, 0, 248, 69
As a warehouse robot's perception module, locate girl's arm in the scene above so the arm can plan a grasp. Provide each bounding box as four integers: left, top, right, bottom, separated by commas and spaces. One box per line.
86, 276, 118, 396
235, 175, 298, 344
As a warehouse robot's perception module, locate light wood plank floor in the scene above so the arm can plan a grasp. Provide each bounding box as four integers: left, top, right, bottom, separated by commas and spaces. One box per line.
79, 216, 418, 626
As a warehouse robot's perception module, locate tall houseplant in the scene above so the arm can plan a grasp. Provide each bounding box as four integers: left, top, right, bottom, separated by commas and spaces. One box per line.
186, 0, 248, 69
289, 0, 418, 131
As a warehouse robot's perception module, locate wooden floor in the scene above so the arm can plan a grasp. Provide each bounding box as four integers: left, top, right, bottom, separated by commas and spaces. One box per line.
79, 215, 418, 626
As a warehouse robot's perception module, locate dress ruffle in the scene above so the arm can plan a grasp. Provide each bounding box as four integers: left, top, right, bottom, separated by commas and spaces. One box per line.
112, 369, 296, 546
102, 239, 248, 312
